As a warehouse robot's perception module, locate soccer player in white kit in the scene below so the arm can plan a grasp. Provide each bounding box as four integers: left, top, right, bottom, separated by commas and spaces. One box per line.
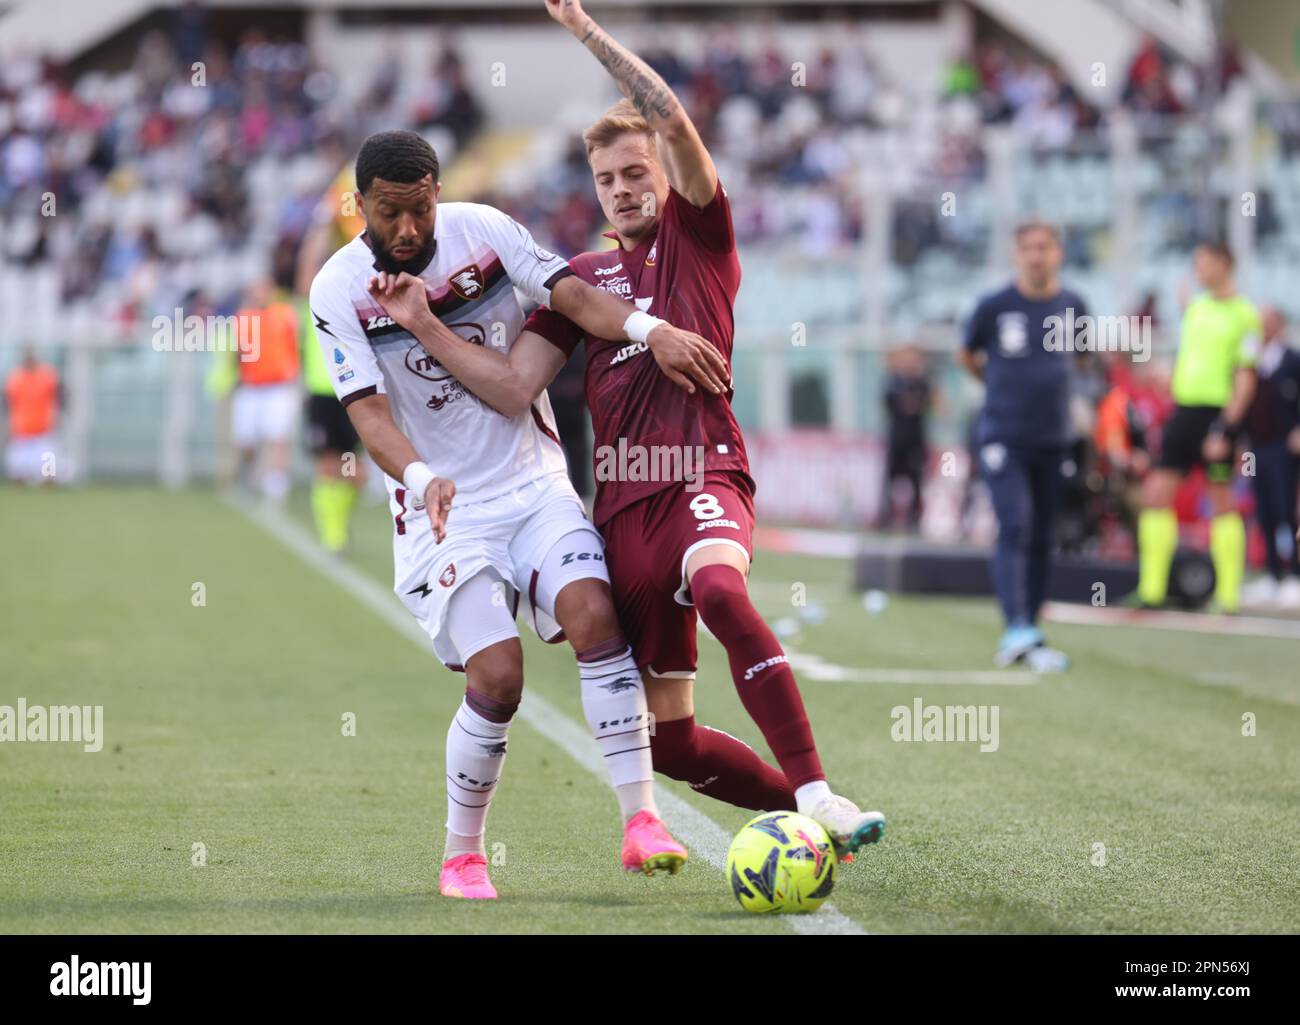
310, 130, 730, 899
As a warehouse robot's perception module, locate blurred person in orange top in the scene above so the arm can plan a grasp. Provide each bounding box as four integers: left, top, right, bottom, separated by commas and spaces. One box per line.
1093, 353, 1152, 544
4, 348, 62, 485
1094, 353, 1152, 477
232, 278, 300, 502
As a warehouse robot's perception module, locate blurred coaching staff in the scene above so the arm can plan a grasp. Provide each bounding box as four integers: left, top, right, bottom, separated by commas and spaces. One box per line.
960, 221, 1087, 671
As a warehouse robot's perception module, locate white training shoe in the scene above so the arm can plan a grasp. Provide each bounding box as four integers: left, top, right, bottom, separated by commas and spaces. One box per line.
1277, 577, 1300, 611
1025, 645, 1070, 672
1241, 576, 1280, 609
805, 795, 886, 856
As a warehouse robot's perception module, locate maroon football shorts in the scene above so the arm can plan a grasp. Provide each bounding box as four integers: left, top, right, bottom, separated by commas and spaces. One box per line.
601, 471, 756, 677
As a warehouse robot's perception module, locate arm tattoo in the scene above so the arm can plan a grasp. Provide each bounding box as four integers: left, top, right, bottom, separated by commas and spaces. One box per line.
580, 21, 679, 124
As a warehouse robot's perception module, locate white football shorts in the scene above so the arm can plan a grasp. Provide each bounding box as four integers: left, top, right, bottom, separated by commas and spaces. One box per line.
231, 382, 298, 448
4, 433, 57, 482
394, 470, 607, 669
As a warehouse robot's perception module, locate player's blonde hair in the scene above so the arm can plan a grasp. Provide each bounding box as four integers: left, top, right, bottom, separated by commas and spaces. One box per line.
583, 99, 654, 158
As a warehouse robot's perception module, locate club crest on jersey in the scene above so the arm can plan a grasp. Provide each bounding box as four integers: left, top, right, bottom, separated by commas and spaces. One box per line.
996, 312, 1029, 357
981, 442, 1008, 473
439, 563, 457, 588
449, 264, 486, 301
645, 242, 657, 267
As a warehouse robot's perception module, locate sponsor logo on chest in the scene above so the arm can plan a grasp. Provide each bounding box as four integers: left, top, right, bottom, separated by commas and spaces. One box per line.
610, 340, 648, 366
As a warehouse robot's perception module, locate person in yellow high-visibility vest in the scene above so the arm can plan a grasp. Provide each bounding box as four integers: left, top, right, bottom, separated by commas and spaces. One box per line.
1137, 241, 1259, 612
295, 164, 368, 552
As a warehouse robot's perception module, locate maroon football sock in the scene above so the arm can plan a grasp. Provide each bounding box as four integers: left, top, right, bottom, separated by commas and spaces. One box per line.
465, 686, 518, 725
651, 715, 795, 811
690, 563, 825, 789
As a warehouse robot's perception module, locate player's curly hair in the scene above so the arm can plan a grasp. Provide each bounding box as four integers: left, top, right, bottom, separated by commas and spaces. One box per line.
583, 99, 653, 158
355, 130, 440, 194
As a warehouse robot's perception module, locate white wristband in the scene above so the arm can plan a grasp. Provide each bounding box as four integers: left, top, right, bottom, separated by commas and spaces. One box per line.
402, 461, 436, 504
623, 310, 665, 344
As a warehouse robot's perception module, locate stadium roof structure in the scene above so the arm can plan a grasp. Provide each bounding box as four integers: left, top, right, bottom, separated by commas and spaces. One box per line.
0, 0, 1289, 96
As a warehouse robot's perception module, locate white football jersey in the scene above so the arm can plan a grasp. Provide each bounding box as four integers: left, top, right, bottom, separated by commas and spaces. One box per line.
309, 202, 574, 516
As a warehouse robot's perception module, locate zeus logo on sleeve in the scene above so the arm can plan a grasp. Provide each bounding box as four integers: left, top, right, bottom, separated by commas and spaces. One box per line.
560, 550, 605, 566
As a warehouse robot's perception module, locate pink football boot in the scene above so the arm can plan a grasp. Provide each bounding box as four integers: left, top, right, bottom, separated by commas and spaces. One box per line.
439, 853, 498, 899
621, 810, 688, 876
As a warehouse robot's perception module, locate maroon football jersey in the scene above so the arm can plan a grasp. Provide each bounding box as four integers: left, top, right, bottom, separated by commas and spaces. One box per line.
524, 181, 753, 527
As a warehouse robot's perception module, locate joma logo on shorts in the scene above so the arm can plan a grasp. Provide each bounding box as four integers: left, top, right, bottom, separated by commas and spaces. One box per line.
560, 551, 604, 565
743, 655, 788, 681
696, 518, 739, 532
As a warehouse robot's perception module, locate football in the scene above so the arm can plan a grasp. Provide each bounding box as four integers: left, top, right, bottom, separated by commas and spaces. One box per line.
726, 812, 837, 914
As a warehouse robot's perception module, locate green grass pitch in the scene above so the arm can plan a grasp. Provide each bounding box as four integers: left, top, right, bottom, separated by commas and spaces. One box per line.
2, 485, 1297, 933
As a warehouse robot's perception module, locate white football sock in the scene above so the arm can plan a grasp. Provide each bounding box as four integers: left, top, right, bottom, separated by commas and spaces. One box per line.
795, 779, 832, 817
262, 468, 290, 503
443, 829, 485, 861
578, 643, 657, 821
444, 700, 510, 854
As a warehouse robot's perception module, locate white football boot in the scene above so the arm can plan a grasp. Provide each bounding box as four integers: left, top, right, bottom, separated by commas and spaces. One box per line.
1277, 576, 1300, 612
805, 795, 886, 858
1241, 576, 1280, 609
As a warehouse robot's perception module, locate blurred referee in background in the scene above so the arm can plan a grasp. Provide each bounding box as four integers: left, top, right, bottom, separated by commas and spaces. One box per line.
1137, 242, 1258, 613
960, 222, 1086, 671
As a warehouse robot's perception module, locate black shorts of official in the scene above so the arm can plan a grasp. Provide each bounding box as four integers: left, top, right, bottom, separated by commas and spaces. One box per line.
304, 393, 360, 455
1157, 404, 1231, 481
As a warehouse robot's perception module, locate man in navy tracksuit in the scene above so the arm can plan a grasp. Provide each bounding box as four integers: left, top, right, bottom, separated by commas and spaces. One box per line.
960, 222, 1088, 670
1242, 307, 1300, 609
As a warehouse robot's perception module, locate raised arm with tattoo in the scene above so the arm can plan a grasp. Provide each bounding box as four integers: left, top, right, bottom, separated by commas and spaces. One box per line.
545, 0, 718, 207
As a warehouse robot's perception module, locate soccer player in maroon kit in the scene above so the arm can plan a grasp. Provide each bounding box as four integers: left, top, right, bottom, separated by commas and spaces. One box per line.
379, 0, 886, 856
533, 0, 885, 856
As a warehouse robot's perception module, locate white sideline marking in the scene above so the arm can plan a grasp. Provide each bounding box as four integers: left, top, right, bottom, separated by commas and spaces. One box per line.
235, 500, 866, 936
699, 621, 1037, 687
787, 651, 1037, 686
1042, 600, 1300, 641
753, 526, 862, 559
